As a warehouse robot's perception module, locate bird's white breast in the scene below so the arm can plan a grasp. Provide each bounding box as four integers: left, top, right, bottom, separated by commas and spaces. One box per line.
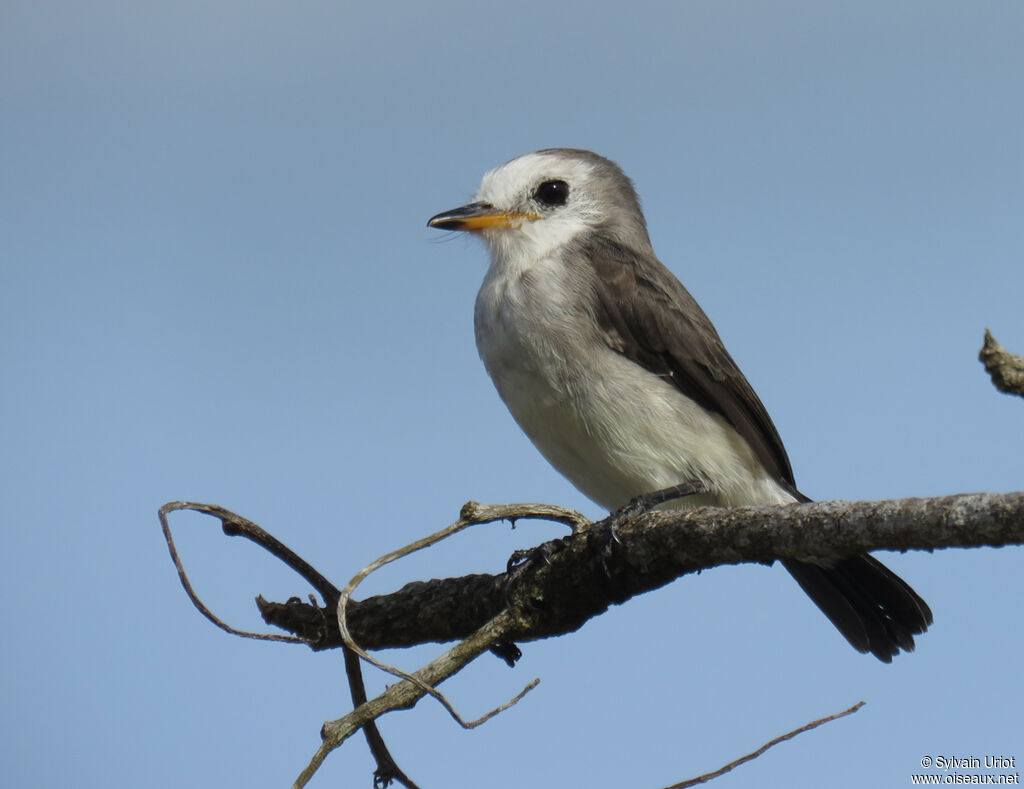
474, 247, 792, 511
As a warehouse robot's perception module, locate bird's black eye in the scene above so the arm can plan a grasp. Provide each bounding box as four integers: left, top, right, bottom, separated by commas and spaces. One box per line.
533, 179, 570, 207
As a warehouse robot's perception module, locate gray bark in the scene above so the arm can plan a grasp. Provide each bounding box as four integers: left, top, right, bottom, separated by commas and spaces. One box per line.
259, 491, 1024, 650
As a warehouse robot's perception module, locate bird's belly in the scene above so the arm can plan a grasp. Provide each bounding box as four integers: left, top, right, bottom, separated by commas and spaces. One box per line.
481, 335, 790, 511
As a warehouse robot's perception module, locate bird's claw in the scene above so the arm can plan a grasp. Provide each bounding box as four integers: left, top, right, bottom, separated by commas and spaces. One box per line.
594, 482, 707, 584
489, 640, 523, 667
506, 538, 565, 575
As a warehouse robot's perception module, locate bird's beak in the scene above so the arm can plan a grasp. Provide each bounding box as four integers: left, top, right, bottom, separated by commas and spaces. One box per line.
427, 201, 540, 232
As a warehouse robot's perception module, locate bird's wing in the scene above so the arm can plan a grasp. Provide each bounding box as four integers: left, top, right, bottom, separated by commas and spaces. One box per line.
580, 234, 799, 491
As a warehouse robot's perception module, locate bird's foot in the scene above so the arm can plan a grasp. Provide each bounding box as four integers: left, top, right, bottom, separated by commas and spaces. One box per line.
595, 481, 710, 582
506, 537, 567, 575
488, 640, 523, 667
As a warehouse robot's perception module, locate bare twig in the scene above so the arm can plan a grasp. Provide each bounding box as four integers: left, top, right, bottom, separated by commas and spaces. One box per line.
664, 701, 865, 788
159, 501, 420, 789
459, 500, 591, 533
296, 609, 524, 789
296, 502, 586, 786
980, 329, 1024, 398
341, 646, 422, 789
158, 501, 305, 643
335, 503, 546, 728
159, 500, 559, 788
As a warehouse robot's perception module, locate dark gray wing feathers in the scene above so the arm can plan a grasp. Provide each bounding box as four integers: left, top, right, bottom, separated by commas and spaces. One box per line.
577, 234, 932, 661
582, 234, 797, 490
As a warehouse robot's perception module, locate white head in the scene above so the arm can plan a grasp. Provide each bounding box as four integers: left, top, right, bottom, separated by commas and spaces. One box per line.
428, 149, 654, 261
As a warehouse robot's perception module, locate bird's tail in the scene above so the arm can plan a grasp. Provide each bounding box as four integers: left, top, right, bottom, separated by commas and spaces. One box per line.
782, 554, 933, 662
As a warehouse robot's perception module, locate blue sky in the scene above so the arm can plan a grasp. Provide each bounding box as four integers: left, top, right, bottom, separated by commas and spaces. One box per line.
2, 2, 1022, 787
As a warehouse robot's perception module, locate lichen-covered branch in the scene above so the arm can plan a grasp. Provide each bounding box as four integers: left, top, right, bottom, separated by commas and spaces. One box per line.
260, 491, 1024, 651
980, 329, 1024, 398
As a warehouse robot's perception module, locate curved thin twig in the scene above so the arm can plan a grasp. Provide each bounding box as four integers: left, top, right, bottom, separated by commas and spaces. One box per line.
664, 701, 865, 788
335, 502, 561, 728
298, 608, 521, 789
159, 501, 420, 789
158, 501, 305, 643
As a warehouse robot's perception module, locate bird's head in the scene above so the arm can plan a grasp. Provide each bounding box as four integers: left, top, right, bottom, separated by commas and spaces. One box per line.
428, 148, 652, 260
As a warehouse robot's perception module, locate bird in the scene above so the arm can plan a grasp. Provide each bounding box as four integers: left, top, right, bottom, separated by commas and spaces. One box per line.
428, 148, 932, 662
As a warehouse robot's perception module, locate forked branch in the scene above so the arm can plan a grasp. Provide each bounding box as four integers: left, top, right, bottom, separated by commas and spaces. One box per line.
260, 492, 1024, 651
162, 491, 1024, 786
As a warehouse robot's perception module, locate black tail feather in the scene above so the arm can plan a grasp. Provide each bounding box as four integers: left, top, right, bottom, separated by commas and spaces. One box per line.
783, 554, 933, 662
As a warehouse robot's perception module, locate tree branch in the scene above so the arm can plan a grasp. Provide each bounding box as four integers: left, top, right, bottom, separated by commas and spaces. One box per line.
159, 501, 421, 789
980, 329, 1024, 398
164, 331, 1024, 788
295, 609, 524, 789
259, 491, 1024, 651
166, 490, 1024, 787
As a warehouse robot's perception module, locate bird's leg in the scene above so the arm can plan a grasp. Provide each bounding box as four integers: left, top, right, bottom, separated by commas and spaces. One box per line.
596, 481, 710, 581
508, 482, 709, 581
609, 481, 710, 524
